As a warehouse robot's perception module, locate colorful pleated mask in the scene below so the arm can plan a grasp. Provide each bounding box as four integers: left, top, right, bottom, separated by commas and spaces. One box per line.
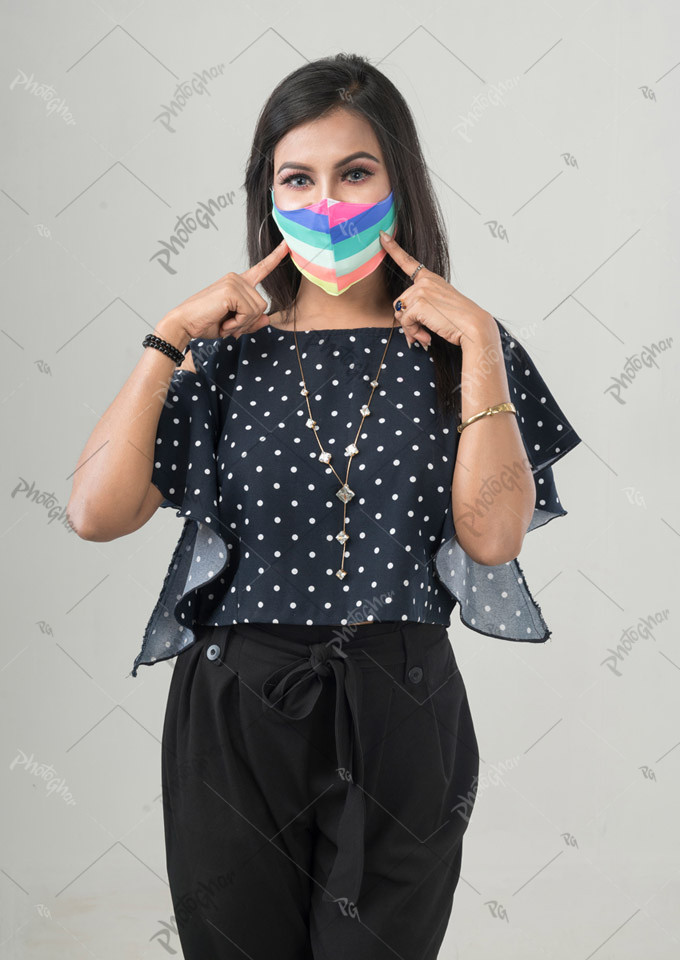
270, 187, 396, 296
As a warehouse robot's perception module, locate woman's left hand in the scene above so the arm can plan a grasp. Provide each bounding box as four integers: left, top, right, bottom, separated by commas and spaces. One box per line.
379, 229, 496, 351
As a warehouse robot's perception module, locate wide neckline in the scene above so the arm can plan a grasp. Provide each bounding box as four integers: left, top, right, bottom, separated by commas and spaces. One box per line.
266, 323, 403, 335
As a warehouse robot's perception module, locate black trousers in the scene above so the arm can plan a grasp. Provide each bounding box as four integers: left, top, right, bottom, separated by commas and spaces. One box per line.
161, 619, 480, 959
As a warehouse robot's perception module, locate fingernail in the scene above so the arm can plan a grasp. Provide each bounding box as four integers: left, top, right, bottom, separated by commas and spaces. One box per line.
406, 338, 412, 350
379, 229, 390, 240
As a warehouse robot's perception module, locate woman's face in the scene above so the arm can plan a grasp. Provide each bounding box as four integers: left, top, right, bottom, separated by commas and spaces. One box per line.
271, 108, 391, 210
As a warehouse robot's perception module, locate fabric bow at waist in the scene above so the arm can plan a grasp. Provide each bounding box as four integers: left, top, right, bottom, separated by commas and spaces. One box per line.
261, 637, 366, 907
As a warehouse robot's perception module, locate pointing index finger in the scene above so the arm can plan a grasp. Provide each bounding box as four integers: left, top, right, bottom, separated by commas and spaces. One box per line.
379, 230, 425, 279
241, 238, 290, 287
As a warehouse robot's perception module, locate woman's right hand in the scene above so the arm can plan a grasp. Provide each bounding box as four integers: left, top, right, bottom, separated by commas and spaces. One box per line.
67, 238, 291, 542
164, 238, 290, 343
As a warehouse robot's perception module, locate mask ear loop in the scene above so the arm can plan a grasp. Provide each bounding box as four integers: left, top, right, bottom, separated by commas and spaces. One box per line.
259, 202, 295, 326
259, 184, 278, 254
257, 213, 268, 254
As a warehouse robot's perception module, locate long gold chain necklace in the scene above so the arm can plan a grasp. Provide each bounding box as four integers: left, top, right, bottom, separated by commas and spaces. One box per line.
291, 306, 398, 580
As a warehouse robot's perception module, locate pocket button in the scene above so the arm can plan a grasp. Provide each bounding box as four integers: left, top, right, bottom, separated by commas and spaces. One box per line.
206, 644, 221, 661
408, 666, 423, 684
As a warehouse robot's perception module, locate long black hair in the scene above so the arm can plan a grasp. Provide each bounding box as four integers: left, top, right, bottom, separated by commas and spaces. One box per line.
243, 52, 463, 427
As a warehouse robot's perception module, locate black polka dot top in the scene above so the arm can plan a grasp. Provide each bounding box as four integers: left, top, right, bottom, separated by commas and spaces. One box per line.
129, 318, 581, 677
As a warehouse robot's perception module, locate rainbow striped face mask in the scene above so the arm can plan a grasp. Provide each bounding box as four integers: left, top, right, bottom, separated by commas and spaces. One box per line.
270, 187, 396, 296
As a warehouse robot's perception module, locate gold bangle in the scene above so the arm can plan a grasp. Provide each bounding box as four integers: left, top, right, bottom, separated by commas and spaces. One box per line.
457, 401, 517, 434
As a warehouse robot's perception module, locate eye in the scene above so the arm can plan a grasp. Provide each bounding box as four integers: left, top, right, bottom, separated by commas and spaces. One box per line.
339, 165, 374, 183
277, 166, 376, 190
278, 173, 310, 189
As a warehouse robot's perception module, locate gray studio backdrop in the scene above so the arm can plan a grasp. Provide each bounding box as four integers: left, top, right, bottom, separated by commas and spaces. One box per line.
2, 1, 678, 958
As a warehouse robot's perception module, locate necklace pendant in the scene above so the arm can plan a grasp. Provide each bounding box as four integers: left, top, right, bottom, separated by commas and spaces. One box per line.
319, 451, 332, 464
344, 442, 359, 457
336, 484, 355, 503
360, 404, 371, 416
306, 417, 317, 430
300, 387, 309, 396
336, 530, 349, 544
336, 568, 347, 580
370, 379, 379, 388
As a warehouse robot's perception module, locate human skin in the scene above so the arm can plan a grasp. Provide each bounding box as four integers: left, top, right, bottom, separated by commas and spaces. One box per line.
269, 106, 534, 565
68, 104, 534, 569
267, 106, 398, 333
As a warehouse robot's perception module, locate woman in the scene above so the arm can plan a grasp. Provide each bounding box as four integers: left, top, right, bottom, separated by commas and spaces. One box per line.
68, 53, 581, 960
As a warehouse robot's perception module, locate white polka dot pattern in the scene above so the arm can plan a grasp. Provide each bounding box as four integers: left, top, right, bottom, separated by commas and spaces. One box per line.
434, 321, 582, 642
129, 319, 580, 677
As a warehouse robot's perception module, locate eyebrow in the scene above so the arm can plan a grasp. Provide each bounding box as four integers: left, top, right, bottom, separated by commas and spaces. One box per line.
275, 151, 381, 176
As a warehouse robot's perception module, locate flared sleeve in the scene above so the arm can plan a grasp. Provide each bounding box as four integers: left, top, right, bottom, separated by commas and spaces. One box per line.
433, 317, 582, 643
129, 338, 231, 677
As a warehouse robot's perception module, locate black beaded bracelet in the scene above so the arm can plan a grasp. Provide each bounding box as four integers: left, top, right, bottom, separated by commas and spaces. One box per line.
142, 333, 188, 366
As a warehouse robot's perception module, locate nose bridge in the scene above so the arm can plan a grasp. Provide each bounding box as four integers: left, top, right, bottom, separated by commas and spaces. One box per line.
311, 162, 342, 199
317, 172, 334, 198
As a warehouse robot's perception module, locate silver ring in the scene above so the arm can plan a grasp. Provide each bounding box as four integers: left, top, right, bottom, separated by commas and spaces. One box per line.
410, 263, 425, 281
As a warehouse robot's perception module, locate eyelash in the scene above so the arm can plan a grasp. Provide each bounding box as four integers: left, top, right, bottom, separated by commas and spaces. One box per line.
277, 166, 375, 189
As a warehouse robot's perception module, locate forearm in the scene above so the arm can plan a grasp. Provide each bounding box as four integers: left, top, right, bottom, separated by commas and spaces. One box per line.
67, 314, 191, 539
451, 320, 536, 564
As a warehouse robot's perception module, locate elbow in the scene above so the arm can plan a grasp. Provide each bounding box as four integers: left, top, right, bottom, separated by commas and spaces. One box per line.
66, 509, 99, 542
66, 500, 116, 542
457, 532, 525, 566
66, 501, 90, 540
452, 489, 535, 566
479, 543, 523, 566
464, 544, 521, 566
